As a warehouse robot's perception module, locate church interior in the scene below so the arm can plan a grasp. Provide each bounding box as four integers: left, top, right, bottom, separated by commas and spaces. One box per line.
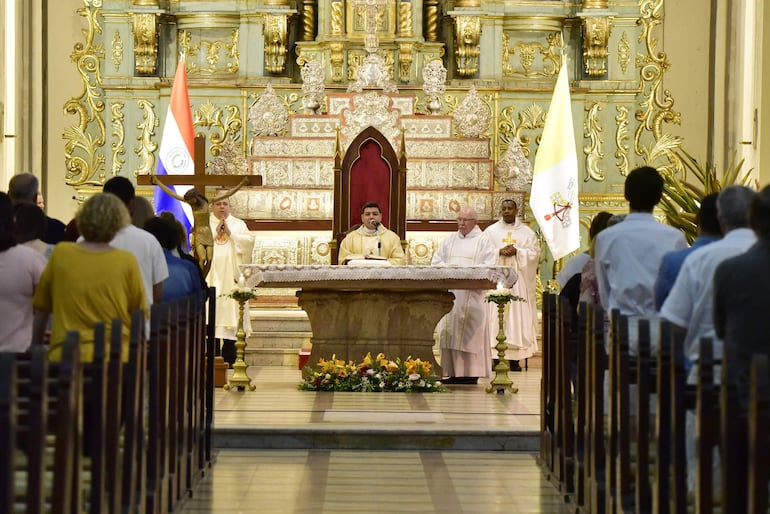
2, 0, 770, 512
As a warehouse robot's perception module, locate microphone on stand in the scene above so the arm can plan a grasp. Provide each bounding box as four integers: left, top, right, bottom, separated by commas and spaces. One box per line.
371, 220, 381, 228
371, 220, 382, 255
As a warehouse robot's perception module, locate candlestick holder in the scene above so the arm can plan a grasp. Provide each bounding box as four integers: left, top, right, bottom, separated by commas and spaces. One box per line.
223, 287, 257, 391
485, 288, 524, 395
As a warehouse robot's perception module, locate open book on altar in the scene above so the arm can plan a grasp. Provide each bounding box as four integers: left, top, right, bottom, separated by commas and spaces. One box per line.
342, 254, 391, 266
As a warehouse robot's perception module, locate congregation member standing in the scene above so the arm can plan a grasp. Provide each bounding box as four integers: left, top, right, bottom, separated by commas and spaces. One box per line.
102, 177, 168, 308
593, 166, 688, 350
143, 216, 204, 302
0, 192, 47, 353
338, 201, 406, 265
483, 199, 541, 371
8, 172, 66, 244
207, 196, 254, 367
431, 207, 497, 384
32, 193, 146, 361
660, 185, 756, 495
654, 192, 721, 309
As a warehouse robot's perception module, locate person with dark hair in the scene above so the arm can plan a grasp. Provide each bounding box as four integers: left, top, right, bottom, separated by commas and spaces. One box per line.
102, 176, 168, 309
575, 211, 615, 306
159, 210, 206, 289
144, 216, 204, 302
484, 199, 540, 371
13, 203, 53, 258
594, 166, 687, 350
654, 193, 721, 309
0, 192, 47, 352
8, 172, 66, 244
32, 193, 146, 361
338, 201, 406, 265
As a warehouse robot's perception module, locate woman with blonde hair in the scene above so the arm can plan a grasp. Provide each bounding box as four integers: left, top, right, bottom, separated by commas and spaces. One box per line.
32, 192, 146, 361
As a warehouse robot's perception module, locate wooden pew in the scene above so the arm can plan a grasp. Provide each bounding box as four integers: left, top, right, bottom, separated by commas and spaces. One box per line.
572, 302, 589, 508
694, 339, 719, 514
147, 301, 171, 514
82, 322, 109, 514
720, 344, 746, 513
0, 353, 17, 514
585, 303, 607, 514
747, 354, 770, 512
556, 296, 575, 496
204, 287, 216, 467
121, 309, 147, 514
104, 319, 124, 513
635, 319, 654, 514
540, 292, 557, 478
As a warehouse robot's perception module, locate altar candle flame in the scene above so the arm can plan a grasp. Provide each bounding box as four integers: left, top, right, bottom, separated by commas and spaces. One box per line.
238, 274, 245, 288
496, 281, 504, 291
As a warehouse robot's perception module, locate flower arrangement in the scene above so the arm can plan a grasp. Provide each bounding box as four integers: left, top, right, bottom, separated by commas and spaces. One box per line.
222, 274, 259, 302
298, 352, 445, 393
486, 282, 526, 304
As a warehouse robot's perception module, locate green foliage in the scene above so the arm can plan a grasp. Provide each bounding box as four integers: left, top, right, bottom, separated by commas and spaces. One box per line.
659, 148, 752, 243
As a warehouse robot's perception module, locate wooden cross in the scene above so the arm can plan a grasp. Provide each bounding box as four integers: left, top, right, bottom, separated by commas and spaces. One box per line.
136, 135, 261, 192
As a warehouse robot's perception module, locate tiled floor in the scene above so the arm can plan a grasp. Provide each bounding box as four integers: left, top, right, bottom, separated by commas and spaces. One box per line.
176, 364, 569, 513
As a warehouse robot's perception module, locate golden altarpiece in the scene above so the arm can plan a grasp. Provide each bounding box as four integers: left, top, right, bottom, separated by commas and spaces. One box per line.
64, 0, 684, 284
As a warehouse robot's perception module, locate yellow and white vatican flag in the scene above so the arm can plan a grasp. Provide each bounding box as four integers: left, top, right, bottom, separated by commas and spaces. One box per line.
529, 61, 580, 260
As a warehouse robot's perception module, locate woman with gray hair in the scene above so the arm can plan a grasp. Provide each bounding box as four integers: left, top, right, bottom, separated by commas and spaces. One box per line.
32, 192, 147, 362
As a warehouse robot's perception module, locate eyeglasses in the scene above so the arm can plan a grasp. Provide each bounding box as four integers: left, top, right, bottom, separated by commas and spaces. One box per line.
456, 217, 476, 222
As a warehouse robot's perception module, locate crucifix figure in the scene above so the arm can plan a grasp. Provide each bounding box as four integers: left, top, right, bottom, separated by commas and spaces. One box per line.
137, 135, 260, 277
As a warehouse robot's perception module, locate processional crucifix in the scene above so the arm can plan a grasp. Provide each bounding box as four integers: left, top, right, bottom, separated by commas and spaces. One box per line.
137, 135, 261, 277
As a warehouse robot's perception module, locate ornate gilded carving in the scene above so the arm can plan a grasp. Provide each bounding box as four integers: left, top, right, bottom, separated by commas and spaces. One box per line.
110, 102, 126, 177
111, 29, 123, 72
64, 0, 106, 186
399, 0, 413, 36
615, 105, 630, 176
347, 52, 398, 93
618, 31, 630, 73
134, 99, 158, 177
265, 14, 288, 74
634, 0, 681, 158
179, 29, 240, 75
329, 42, 345, 82
194, 101, 243, 156
132, 13, 158, 75
502, 32, 561, 78
249, 84, 289, 136
330, 0, 344, 36
453, 86, 491, 138
210, 134, 248, 175
583, 102, 605, 182
423, 0, 440, 42
301, 60, 326, 114
581, 15, 612, 77
422, 59, 446, 114
498, 104, 547, 159
301, 0, 316, 41
454, 16, 481, 77
398, 42, 413, 83
340, 92, 400, 150
494, 137, 532, 191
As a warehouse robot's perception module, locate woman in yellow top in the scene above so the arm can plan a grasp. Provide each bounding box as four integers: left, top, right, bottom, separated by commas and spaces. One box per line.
32, 192, 147, 362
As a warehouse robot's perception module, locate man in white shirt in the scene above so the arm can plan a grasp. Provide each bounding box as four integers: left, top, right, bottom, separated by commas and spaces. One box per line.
431, 207, 497, 383
483, 199, 541, 370
594, 166, 687, 351
103, 177, 169, 309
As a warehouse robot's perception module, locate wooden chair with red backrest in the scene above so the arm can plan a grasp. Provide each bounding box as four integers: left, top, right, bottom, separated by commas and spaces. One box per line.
331, 126, 407, 264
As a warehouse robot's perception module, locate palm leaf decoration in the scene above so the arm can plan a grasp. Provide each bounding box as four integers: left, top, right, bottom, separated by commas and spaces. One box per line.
659, 148, 752, 243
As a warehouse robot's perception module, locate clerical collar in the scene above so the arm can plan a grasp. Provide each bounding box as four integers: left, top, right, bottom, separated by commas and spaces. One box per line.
363, 226, 378, 235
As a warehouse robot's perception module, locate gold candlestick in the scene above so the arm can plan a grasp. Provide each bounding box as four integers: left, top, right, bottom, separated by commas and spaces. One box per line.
224, 287, 256, 392
485, 288, 522, 395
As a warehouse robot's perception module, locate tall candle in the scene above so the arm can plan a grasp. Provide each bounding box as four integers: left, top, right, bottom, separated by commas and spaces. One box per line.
238, 274, 245, 288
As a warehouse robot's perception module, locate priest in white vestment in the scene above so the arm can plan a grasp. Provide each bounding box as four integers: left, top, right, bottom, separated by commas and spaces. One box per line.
484, 199, 541, 368
207, 197, 254, 366
431, 207, 497, 382
338, 201, 406, 265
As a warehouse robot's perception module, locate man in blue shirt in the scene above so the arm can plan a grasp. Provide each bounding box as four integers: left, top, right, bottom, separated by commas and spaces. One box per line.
654, 192, 721, 309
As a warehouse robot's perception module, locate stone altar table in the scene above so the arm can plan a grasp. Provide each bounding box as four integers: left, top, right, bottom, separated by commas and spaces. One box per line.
240, 265, 517, 374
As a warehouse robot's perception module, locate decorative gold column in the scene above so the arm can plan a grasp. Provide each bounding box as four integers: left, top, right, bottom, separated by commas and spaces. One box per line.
330, 0, 345, 35
423, 0, 440, 42
579, 1, 614, 78
301, 0, 316, 41
133, 0, 158, 5
399, 0, 413, 37
132, 12, 159, 75
453, 15, 481, 77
